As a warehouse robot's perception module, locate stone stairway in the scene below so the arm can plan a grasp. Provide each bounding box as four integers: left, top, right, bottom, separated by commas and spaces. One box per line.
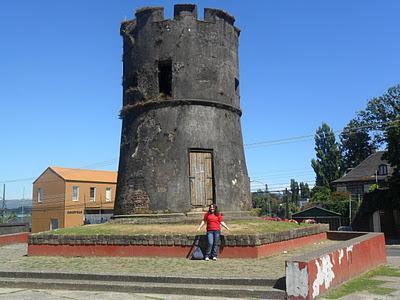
0, 271, 286, 299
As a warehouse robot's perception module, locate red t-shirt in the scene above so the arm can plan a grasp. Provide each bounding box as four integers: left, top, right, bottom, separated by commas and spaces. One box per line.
203, 213, 224, 231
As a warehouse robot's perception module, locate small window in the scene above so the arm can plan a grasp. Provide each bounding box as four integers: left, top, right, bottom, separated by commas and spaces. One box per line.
378, 164, 388, 176
105, 187, 112, 202
90, 187, 96, 202
235, 77, 239, 92
37, 188, 43, 203
158, 60, 172, 96
50, 218, 59, 230
72, 186, 79, 201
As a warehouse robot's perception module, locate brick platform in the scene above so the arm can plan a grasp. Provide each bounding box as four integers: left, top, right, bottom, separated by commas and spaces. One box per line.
28, 224, 328, 258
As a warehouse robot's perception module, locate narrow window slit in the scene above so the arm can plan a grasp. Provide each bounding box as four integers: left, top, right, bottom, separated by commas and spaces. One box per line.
235, 77, 239, 92
158, 60, 172, 96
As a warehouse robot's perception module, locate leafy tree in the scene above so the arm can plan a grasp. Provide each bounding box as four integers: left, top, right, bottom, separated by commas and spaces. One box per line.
251, 190, 281, 216
300, 182, 311, 199
0, 212, 16, 224
358, 84, 400, 145
310, 186, 331, 203
384, 116, 400, 178
355, 84, 400, 184
311, 123, 343, 188
340, 118, 376, 170
290, 179, 300, 204
309, 188, 355, 225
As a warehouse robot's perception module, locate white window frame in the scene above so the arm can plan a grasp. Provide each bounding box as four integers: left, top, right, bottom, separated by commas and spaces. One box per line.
105, 187, 112, 202
37, 188, 43, 203
378, 164, 388, 176
72, 186, 80, 201
90, 187, 96, 202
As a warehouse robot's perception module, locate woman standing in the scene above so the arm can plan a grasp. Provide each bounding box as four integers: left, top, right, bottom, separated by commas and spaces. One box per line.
197, 204, 230, 260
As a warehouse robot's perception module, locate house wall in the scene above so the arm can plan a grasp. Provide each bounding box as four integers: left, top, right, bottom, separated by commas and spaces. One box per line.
32, 169, 65, 233
64, 181, 116, 228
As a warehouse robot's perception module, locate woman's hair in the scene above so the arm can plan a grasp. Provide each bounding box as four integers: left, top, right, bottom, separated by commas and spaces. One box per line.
208, 204, 220, 215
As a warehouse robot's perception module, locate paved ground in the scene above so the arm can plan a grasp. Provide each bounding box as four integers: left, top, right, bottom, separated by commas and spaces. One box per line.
0, 242, 398, 299
0, 288, 250, 300
0, 240, 337, 280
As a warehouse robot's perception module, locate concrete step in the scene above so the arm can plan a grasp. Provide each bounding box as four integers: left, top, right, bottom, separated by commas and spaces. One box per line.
0, 271, 276, 286
0, 276, 286, 299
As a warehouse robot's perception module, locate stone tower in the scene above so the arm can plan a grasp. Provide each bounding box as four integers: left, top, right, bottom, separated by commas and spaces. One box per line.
114, 4, 251, 216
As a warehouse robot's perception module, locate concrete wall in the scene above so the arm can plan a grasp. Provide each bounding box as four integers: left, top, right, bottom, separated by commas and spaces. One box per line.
286, 232, 386, 300
0, 223, 29, 235
115, 5, 251, 215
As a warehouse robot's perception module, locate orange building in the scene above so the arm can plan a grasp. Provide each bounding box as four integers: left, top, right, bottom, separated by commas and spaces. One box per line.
32, 167, 117, 233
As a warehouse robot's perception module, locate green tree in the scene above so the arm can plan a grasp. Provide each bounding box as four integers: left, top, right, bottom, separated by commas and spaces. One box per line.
0, 212, 16, 224
290, 179, 300, 204
300, 182, 311, 199
340, 118, 376, 170
252, 188, 273, 216
358, 84, 400, 145
311, 123, 343, 188
310, 186, 331, 204
384, 117, 400, 179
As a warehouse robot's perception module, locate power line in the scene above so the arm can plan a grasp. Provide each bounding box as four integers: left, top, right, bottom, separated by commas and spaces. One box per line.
244, 119, 400, 149
3, 119, 398, 185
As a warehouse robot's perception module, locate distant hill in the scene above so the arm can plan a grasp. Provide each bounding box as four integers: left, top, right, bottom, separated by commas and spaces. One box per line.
2, 199, 32, 209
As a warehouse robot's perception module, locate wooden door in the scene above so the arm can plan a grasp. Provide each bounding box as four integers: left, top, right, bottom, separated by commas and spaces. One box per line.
189, 151, 214, 207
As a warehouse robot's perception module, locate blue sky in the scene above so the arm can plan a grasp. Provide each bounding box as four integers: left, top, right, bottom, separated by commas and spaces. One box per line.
1, 0, 399, 199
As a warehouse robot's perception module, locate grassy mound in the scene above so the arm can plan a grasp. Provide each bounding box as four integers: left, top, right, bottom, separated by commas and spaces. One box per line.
47, 220, 313, 236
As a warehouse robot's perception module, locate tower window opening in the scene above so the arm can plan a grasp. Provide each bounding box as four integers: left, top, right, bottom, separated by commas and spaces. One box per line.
235, 77, 239, 92
158, 60, 172, 96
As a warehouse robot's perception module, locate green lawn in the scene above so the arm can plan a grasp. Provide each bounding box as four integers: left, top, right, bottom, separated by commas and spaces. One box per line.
324, 265, 400, 299
42, 220, 313, 236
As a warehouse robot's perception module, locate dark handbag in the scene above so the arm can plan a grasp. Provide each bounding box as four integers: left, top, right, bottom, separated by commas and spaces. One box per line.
188, 236, 204, 260
191, 245, 204, 260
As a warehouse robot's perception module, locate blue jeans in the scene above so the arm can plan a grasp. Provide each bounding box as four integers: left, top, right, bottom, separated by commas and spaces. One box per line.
206, 230, 220, 258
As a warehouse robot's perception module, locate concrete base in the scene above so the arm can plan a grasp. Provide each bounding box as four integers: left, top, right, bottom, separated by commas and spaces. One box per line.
110, 211, 257, 224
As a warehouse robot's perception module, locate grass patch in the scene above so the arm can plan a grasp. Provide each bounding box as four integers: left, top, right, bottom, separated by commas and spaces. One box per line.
324, 265, 400, 299
42, 220, 313, 236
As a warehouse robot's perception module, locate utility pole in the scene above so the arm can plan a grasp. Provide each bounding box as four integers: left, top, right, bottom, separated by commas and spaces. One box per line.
349, 194, 352, 225
285, 188, 289, 220
22, 187, 25, 220
1, 184, 6, 219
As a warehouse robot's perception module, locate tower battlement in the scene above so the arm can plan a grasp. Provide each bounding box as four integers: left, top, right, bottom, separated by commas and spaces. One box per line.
120, 4, 241, 111
121, 4, 239, 35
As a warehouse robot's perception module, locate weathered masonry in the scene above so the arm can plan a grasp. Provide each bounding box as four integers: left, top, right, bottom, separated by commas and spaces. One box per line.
114, 5, 251, 215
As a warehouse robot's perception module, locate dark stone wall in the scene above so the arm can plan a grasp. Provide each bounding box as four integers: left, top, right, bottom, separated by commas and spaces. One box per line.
115, 5, 251, 215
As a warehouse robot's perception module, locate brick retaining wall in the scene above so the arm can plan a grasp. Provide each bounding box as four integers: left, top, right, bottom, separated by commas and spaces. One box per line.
0, 232, 29, 245
28, 224, 328, 258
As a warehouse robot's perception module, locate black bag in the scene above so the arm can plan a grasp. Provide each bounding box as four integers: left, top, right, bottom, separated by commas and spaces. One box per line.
191, 245, 204, 260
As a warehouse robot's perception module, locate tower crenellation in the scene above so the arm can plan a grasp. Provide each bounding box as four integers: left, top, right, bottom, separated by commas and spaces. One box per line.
120, 5, 241, 112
